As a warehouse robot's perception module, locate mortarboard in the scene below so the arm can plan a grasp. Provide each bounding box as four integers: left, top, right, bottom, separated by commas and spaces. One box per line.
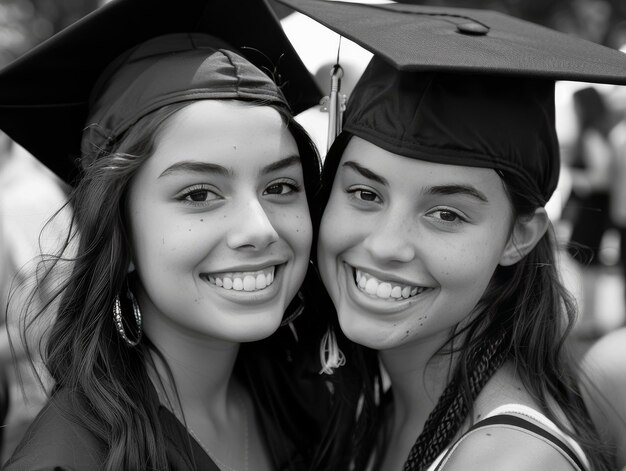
276, 0, 626, 82
276, 0, 626, 203
0, 0, 322, 183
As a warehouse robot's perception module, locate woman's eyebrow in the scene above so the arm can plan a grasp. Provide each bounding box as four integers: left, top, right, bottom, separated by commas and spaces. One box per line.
341, 160, 388, 185
158, 155, 301, 179
158, 161, 230, 178
260, 155, 301, 175
426, 184, 489, 202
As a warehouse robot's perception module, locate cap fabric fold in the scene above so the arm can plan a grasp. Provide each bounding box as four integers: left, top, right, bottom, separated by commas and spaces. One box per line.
81, 33, 290, 166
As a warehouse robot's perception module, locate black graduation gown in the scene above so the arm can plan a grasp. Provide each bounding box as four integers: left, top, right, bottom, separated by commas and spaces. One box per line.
2, 387, 222, 471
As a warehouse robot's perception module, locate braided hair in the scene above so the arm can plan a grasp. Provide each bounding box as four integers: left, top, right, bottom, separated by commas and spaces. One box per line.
403, 330, 508, 470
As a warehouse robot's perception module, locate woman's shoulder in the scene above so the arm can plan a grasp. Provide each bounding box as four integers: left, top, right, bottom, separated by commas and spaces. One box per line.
435, 420, 581, 471
436, 406, 586, 471
436, 366, 587, 471
2, 388, 105, 471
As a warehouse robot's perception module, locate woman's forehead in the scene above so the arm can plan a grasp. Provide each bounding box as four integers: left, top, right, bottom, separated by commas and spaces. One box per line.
141, 102, 299, 178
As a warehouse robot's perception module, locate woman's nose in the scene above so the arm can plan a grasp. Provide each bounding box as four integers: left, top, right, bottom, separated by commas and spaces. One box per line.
227, 199, 279, 251
362, 212, 416, 263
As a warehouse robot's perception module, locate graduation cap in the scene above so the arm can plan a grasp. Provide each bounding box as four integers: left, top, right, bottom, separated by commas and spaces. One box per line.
0, 0, 322, 183
276, 0, 626, 82
277, 0, 626, 203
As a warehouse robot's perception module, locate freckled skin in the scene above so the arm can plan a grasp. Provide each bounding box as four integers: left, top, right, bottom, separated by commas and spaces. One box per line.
317, 137, 515, 352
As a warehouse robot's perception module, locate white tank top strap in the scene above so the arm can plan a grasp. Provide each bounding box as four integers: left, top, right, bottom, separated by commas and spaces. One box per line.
485, 403, 589, 469
427, 403, 589, 471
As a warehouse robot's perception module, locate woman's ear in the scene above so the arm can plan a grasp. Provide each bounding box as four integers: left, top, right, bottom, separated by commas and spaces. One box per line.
499, 208, 549, 266
128, 260, 136, 273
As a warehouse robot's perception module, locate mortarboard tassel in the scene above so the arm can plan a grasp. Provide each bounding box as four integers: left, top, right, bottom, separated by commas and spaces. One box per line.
326, 63, 345, 152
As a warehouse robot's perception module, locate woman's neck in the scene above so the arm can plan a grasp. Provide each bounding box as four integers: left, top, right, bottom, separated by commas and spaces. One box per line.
379, 333, 459, 431
375, 333, 462, 471
145, 319, 263, 470
145, 319, 241, 421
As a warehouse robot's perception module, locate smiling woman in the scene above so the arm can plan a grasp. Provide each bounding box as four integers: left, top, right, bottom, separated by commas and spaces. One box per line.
0, 0, 353, 470
317, 71, 605, 471
283, 0, 626, 470
319, 139, 521, 351
127, 101, 311, 345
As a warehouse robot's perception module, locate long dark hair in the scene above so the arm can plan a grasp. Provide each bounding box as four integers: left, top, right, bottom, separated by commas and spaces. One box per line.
317, 132, 613, 471
16, 99, 343, 470
312, 132, 388, 471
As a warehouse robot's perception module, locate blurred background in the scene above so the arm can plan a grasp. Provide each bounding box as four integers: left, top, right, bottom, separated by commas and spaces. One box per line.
1, 0, 625, 463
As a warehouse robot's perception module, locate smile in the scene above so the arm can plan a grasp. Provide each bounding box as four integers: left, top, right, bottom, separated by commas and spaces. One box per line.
354, 268, 428, 301
204, 266, 275, 292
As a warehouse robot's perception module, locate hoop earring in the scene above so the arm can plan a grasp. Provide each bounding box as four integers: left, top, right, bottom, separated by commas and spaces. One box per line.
319, 327, 346, 375
113, 286, 142, 347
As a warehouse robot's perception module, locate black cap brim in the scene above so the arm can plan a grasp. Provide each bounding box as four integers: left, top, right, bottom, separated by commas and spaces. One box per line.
276, 0, 626, 84
0, 0, 322, 182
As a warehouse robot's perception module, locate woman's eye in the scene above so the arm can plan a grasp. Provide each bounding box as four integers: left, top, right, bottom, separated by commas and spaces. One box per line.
264, 181, 300, 196
187, 190, 212, 202
429, 209, 466, 223
347, 187, 381, 203
177, 185, 220, 204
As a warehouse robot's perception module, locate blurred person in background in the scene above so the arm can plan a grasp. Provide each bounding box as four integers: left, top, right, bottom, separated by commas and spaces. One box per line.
606, 20, 626, 320
563, 86, 621, 337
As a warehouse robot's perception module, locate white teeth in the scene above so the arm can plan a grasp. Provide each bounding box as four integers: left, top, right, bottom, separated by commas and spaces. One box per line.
205, 266, 276, 292
376, 282, 392, 298
243, 276, 256, 291
355, 269, 426, 301
365, 278, 378, 295
358, 275, 367, 289
255, 273, 267, 289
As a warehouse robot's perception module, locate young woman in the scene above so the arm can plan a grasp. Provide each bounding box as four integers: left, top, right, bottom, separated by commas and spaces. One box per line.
563, 86, 619, 337
300, 11, 625, 466
315, 59, 616, 471
0, 3, 347, 469
278, 1, 626, 468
